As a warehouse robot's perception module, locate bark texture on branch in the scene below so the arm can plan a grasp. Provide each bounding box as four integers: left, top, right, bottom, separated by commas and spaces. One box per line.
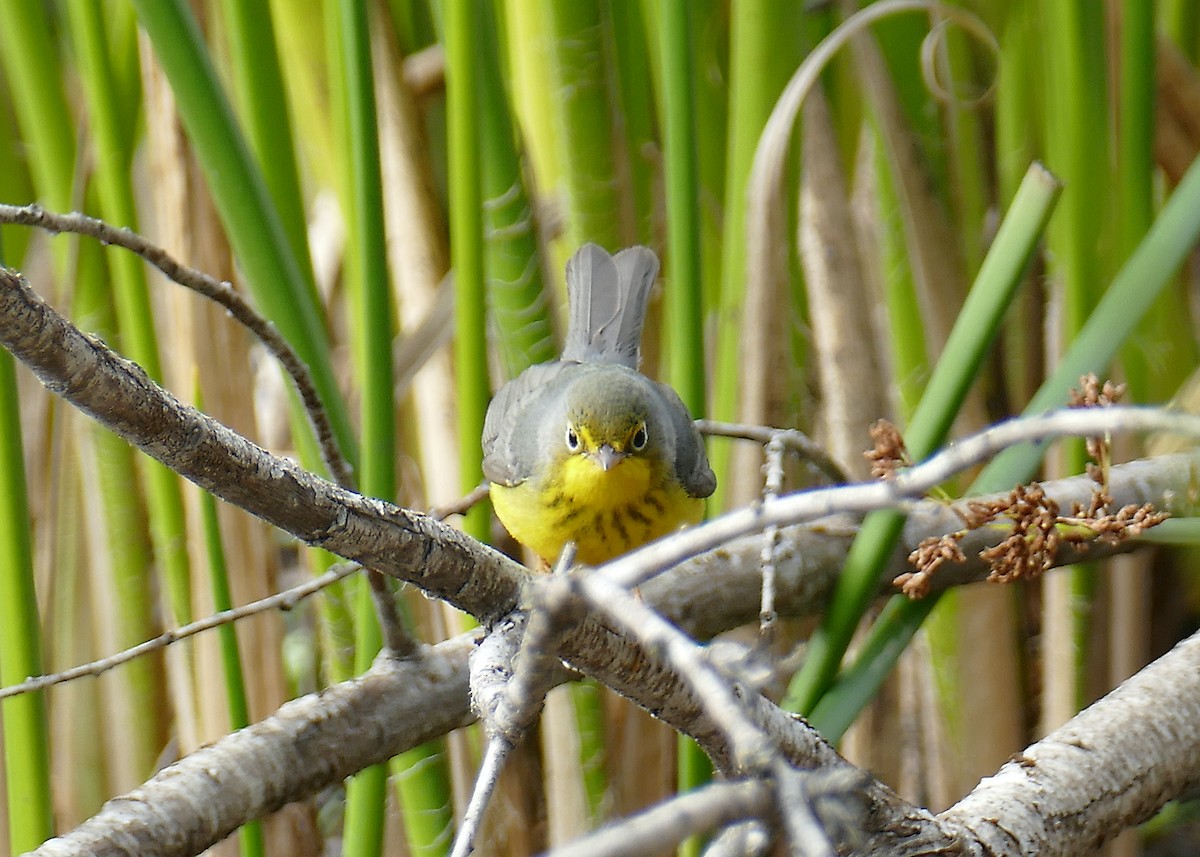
0, 267, 524, 624
939, 629, 1200, 856
30, 638, 477, 857
2, 265, 1192, 640
6, 265, 1200, 856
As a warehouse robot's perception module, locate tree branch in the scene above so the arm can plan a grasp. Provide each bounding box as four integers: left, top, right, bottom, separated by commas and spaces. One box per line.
6, 263, 1200, 855
0, 203, 354, 488
0, 266, 526, 624
936, 628, 1200, 856
29, 636, 478, 857
21, 454, 1197, 855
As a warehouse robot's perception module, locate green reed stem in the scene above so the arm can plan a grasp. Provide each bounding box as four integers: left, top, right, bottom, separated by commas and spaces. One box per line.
130, 0, 357, 474
198, 454, 263, 857
787, 163, 1062, 718
812, 153, 1200, 737
0, 230, 53, 855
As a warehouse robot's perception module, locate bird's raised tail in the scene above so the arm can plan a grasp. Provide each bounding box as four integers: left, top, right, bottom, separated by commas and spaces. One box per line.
561, 243, 659, 369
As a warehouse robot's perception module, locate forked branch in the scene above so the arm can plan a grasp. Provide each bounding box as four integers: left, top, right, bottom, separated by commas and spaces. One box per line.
3, 263, 1199, 855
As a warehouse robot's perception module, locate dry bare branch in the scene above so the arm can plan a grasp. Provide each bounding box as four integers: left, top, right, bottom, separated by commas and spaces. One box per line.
6, 263, 1200, 856
29, 635, 479, 857
939, 629, 1200, 856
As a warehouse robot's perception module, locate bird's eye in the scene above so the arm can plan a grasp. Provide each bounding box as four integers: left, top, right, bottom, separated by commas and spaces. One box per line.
565, 426, 581, 451
631, 423, 648, 451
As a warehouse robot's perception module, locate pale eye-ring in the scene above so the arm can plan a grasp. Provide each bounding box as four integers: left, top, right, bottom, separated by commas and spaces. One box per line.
631, 423, 648, 451
565, 426, 581, 451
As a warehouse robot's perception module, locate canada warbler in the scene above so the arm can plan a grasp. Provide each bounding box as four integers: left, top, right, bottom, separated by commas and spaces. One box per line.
482, 243, 716, 567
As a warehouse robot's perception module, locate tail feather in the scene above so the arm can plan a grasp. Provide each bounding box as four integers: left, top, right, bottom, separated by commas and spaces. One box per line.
561, 243, 659, 368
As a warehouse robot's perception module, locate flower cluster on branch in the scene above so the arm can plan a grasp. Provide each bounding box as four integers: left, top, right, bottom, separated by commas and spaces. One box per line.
894, 375, 1169, 599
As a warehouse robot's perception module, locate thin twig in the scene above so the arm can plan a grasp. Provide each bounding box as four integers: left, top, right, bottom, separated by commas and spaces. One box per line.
456, 548, 579, 853
449, 737, 508, 857
576, 570, 775, 774
600, 407, 1199, 594
490, 544, 580, 741
0, 204, 420, 656
696, 419, 849, 484
703, 821, 772, 857
774, 762, 836, 857
541, 779, 774, 857
429, 483, 491, 520
759, 434, 787, 639
0, 203, 354, 489
366, 569, 417, 657
0, 563, 363, 700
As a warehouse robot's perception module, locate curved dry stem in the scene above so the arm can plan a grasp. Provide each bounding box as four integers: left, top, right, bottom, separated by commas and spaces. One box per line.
745, 0, 998, 345
0, 203, 354, 488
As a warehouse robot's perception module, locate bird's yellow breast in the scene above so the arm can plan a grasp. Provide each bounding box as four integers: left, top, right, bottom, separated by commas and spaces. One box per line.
490, 453, 703, 567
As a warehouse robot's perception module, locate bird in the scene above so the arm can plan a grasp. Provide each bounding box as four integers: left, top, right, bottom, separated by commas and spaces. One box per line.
482, 243, 716, 568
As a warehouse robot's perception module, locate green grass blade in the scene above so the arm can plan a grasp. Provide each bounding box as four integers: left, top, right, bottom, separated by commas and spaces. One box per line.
4, 0, 162, 787
0, 232, 51, 849
197, 448, 263, 857
992, 0, 1040, 409
873, 126, 929, 412
218, 0, 319, 306
1118, 2, 1195, 403
531, 0, 624, 822
478, 2, 554, 377
1037, 12, 1108, 702
978, 152, 1200, 492
814, 154, 1200, 737
0, 324, 53, 856
0, 97, 33, 264
103, 2, 142, 138
1162, 0, 1200, 62
708, 0, 807, 510
447, 0, 489, 543
902, 167, 1061, 456
688, 0, 730, 315
269, 0, 341, 194
0, 0, 75, 211
339, 0, 393, 509
604, 1, 656, 246
337, 1, 396, 853
1139, 518, 1200, 545
676, 735, 712, 857
572, 678, 609, 823
130, 0, 357, 473
544, 0, 620, 251
786, 162, 1062, 716
343, 764, 387, 857
390, 743, 455, 857
658, 0, 705, 415
501, 0, 562, 238
1117, 0, 1155, 263
807, 587, 933, 740
873, 12, 950, 191
387, 0, 438, 53
1042, 1, 1109, 336
939, 17, 989, 275
86, 423, 165, 780
71, 0, 195, 629
993, 0, 1039, 205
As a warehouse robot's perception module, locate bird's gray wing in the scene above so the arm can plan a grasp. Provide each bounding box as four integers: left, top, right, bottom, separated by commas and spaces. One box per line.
653, 381, 717, 499
482, 362, 572, 487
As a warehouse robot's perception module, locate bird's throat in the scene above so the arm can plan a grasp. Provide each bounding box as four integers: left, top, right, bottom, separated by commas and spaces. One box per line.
558, 453, 652, 511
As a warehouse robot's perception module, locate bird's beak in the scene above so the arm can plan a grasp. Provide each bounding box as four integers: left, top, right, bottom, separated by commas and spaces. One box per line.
591, 444, 626, 471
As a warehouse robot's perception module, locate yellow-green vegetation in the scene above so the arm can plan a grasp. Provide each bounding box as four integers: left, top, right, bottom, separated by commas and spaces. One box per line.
3, 1, 1200, 854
